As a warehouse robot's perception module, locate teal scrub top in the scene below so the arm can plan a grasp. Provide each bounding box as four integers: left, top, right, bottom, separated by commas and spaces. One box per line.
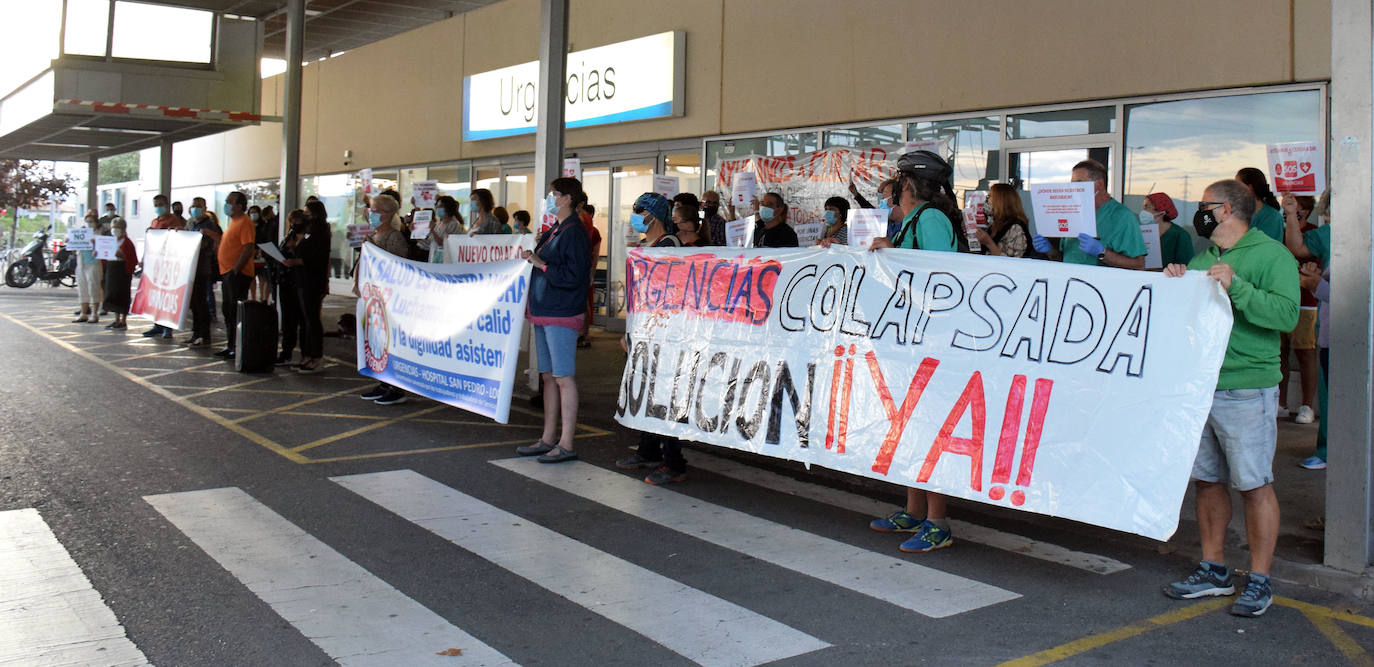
1060, 198, 1147, 265
1159, 222, 1195, 267
893, 207, 956, 252
1250, 205, 1284, 243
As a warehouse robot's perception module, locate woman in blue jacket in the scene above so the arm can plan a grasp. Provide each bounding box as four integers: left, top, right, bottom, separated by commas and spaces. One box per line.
516, 177, 592, 463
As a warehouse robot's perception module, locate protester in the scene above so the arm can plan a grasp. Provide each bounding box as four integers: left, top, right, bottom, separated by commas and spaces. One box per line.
866, 151, 961, 552
1236, 167, 1285, 242
97, 202, 117, 229
273, 210, 306, 367
752, 192, 799, 248
849, 177, 900, 236
673, 201, 705, 246
330, 220, 346, 278
616, 192, 690, 483
493, 206, 511, 231
702, 190, 728, 246
821, 196, 849, 245
172, 200, 186, 226
467, 189, 507, 234
1282, 190, 1332, 469
184, 197, 221, 347
214, 192, 257, 360
1031, 159, 1146, 268
512, 209, 533, 234
577, 202, 602, 347
102, 218, 136, 331
1142, 192, 1193, 267
1274, 194, 1320, 423
205, 208, 221, 320
143, 194, 183, 339
514, 177, 591, 464
73, 212, 102, 324
280, 207, 330, 374
423, 195, 465, 262
250, 205, 275, 301
357, 193, 412, 404
975, 183, 1032, 258
1161, 178, 1297, 618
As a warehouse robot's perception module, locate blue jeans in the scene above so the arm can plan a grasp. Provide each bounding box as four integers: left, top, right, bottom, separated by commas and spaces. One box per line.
533, 324, 578, 377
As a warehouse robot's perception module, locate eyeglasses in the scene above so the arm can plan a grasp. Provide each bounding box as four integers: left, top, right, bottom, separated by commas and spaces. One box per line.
1198, 201, 1226, 210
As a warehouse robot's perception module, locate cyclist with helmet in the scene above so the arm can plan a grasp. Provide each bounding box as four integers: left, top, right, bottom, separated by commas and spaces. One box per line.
868, 150, 963, 552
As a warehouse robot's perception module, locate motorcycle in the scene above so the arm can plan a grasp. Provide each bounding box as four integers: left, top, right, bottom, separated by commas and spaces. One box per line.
5, 226, 76, 288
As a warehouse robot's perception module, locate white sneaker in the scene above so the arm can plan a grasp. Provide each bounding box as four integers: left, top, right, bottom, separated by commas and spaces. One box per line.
1276, 406, 1291, 419
1295, 405, 1316, 424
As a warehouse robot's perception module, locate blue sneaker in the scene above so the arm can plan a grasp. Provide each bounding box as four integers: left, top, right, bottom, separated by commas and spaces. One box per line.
898, 520, 953, 552
1163, 562, 1235, 599
870, 510, 921, 533
1299, 456, 1327, 470
1230, 577, 1274, 617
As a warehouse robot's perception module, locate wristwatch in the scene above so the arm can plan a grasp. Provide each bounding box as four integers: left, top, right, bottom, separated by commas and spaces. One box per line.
1097, 252, 1107, 263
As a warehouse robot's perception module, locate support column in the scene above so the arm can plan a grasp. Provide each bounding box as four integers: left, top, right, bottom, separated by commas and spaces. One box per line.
279, 0, 304, 225
87, 157, 98, 218
1325, 0, 1374, 574
526, 0, 568, 392
159, 139, 173, 200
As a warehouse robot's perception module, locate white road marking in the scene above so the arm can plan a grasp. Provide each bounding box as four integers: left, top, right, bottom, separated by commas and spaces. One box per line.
144, 487, 513, 666
687, 450, 1132, 575
333, 470, 830, 667
490, 458, 1019, 618
0, 509, 150, 667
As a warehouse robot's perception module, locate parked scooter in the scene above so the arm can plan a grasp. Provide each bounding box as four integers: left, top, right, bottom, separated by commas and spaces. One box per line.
5, 226, 76, 288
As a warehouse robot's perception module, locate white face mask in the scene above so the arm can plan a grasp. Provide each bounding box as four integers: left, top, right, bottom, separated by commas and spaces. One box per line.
113, 229, 125, 239
1139, 210, 1157, 224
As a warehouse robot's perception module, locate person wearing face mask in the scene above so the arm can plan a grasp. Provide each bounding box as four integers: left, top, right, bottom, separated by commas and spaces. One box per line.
142, 194, 184, 338
356, 194, 413, 404
701, 190, 728, 246
512, 209, 533, 234
672, 202, 705, 246
1141, 192, 1193, 268
421, 195, 466, 262
1161, 179, 1297, 618
821, 196, 849, 245
1282, 190, 1332, 469
214, 192, 259, 360
576, 203, 602, 347
1236, 168, 1285, 242
976, 183, 1033, 258
102, 218, 137, 331
249, 205, 275, 301
466, 188, 506, 235
849, 176, 901, 237
184, 197, 222, 347
515, 177, 592, 464
73, 212, 103, 324
1031, 159, 1146, 268
752, 191, 799, 248
172, 201, 186, 226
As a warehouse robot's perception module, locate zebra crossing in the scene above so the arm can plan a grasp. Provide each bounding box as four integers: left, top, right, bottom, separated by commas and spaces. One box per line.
1, 458, 1139, 666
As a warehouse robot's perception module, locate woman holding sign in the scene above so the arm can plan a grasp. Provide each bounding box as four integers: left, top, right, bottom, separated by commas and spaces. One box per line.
515, 177, 591, 464
357, 194, 413, 405
73, 212, 102, 323
976, 183, 1033, 258
101, 218, 137, 331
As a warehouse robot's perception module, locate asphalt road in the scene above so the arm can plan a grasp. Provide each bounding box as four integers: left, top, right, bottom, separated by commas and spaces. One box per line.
1, 287, 1370, 666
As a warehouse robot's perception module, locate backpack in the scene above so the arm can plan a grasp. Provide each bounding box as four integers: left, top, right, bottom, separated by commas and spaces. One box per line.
892, 203, 974, 253
994, 220, 1048, 260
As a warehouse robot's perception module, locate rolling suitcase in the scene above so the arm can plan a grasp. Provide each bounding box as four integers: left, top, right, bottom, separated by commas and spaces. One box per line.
235, 300, 278, 373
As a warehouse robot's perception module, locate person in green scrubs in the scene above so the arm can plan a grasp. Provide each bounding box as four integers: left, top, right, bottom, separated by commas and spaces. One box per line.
1143, 192, 1194, 267
1030, 159, 1147, 269
1236, 167, 1285, 242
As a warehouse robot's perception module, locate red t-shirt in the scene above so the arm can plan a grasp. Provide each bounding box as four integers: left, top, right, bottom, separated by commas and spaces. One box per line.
150, 214, 181, 230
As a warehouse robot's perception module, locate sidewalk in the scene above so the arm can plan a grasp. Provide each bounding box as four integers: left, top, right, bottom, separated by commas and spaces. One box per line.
313, 288, 1370, 599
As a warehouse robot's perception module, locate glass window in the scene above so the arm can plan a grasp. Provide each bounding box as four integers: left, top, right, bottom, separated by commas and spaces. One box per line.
503, 170, 535, 217
63, 0, 110, 57
398, 167, 427, 211
608, 164, 655, 317
473, 167, 500, 202
1007, 106, 1115, 139
1, 2, 61, 96
663, 152, 701, 201
908, 116, 1001, 194
583, 166, 610, 279
823, 124, 902, 149
111, 1, 212, 64
428, 164, 471, 210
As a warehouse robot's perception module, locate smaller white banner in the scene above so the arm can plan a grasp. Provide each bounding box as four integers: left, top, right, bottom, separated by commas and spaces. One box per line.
1267, 141, 1324, 195
442, 233, 536, 264
1030, 183, 1096, 238
1140, 223, 1163, 270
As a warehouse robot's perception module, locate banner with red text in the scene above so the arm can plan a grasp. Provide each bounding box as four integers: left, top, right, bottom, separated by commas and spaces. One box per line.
615, 247, 1233, 540
130, 230, 202, 329
442, 233, 536, 264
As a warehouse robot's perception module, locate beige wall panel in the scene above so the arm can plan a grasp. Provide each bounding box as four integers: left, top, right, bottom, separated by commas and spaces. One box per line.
299, 61, 320, 175
722, 0, 1301, 135
260, 76, 281, 117
221, 121, 283, 184
172, 133, 226, 187
314, 19, 464, 172
1294, 0, 1332, 80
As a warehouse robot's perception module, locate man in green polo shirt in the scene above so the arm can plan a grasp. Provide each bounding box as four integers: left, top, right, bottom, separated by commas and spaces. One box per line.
1161, 179, 1299, 618
1031, 159, 1148, 269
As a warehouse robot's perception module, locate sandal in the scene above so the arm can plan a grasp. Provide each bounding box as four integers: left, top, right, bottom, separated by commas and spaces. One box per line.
537, 445, 578, 463
515, 440, 555, 456
296, 359, 322, 374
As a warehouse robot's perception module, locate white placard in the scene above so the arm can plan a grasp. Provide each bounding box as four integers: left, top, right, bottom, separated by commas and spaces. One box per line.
346, 224, 369, 248
964, 190, 988, 228
360, 168, 373, 195
410, 209, 434, 240
724, 215, 755, 248
65, 227, 92, 251
562, 157, 581, 179
1030, 183, 1097, 238
1267, 141, 1324, 195
93, 235, 118, 260
1139, 223, 1163, 270
412, 180, 439, 209
793, 222, 825, 247
652, 174, 680, 199
847, 209, 887, 249
732, 172, 757, 209
256, 242, 286, 263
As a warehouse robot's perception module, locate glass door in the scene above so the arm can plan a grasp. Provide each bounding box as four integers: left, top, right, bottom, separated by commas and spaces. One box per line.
582, 165, 611, 319
501, 167, 536, 222
607, 162, 656, 320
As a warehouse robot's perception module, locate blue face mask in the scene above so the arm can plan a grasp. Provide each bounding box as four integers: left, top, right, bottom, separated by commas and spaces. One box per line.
155, 206, 168, 217
878, 199, 891, 210
250, 212, 260, 222
630, 213, 649, 234
545, 193, 560, 215
189, 207, 204, 219
758, 205, 775, 222
222, 203, 233, 217
824, 210, 838, 225
369, 211, 382, 227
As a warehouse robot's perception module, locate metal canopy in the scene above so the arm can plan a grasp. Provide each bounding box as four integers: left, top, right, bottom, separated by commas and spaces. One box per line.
161, 0, 500, 61
0, 108, 251, 162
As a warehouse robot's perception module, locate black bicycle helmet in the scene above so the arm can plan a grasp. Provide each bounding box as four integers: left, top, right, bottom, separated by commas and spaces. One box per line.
896, 150, 953, 187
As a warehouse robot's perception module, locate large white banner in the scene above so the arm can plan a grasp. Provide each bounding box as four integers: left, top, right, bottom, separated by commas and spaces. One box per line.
355, 244, 531, 423
130, 230, 201, 329
614, 247, 1233, 540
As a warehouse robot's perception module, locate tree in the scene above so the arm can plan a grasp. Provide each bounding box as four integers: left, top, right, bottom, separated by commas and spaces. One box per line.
1, 160, 76, 247
98, 152, 139, 184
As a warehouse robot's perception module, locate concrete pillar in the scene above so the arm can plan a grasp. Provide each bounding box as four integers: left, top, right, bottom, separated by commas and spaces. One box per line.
87, 157, 98, 216
526, 0, 569, 392
159, 138, 173, 200
1325, 0, 1374, 573
279, 0, 304, 226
